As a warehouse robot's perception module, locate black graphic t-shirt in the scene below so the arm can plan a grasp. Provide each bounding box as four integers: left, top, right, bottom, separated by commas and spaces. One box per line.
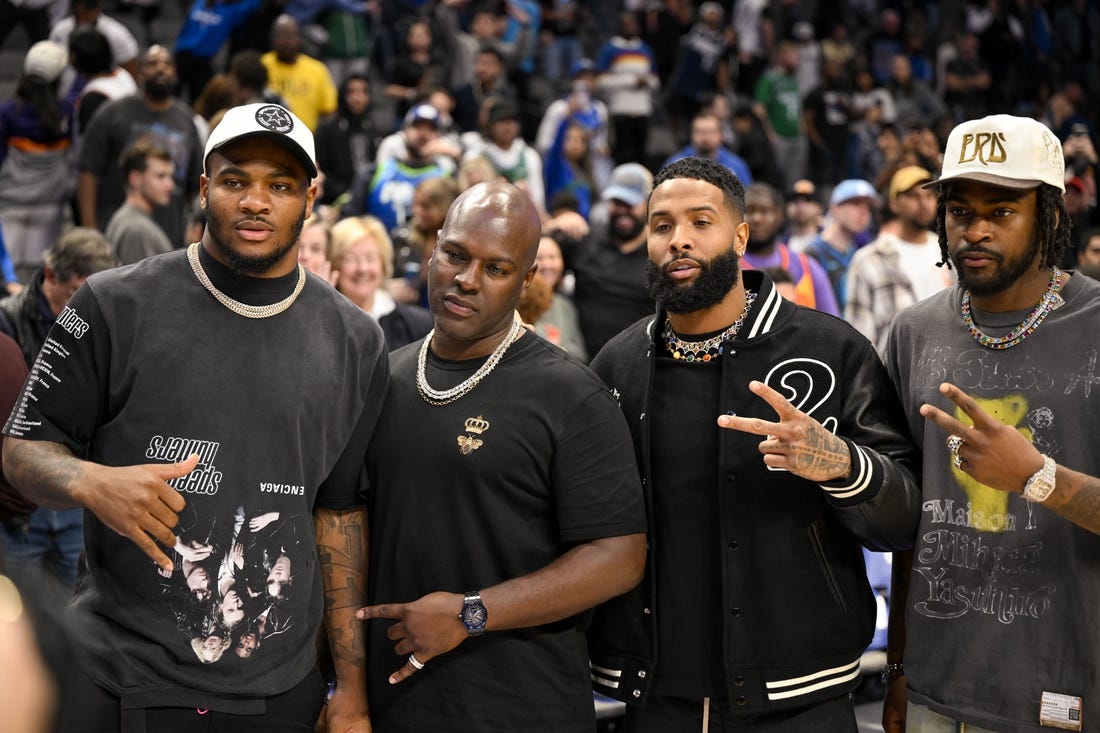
5, 248, 388, 710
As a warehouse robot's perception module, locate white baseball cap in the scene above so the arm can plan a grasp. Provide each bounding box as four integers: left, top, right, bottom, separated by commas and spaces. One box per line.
929, 114, 1065, 193
24, 41, 68, 83
204, 103, 318, 179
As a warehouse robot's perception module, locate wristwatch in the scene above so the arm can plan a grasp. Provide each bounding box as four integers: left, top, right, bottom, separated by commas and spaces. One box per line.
1022, 455, 1057, 503
459, 592, 487, 636
881, 662, 904, 685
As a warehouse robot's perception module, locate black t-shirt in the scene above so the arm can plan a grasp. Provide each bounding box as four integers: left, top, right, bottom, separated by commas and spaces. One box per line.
365, 333, 645, 733
78, 96, 203, 246
650, 349, 725, 699
567, 232, 655, 358
4, 248, 389, 711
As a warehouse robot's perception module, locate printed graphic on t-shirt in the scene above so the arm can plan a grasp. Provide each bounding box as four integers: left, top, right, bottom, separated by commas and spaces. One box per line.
905, 338, 1095, 627
913, 391, 1060, 626
154, 433, 306, 665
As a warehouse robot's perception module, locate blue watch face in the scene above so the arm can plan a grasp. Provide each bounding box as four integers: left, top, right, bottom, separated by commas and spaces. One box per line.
463, 601, 487, 630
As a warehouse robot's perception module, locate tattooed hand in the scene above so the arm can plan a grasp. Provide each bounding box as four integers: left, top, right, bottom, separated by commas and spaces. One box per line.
717, 380, 852, 483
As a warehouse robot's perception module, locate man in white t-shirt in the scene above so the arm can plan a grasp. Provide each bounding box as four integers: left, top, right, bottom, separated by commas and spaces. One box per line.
845, 166, 954, 353
50, 0, 139, 95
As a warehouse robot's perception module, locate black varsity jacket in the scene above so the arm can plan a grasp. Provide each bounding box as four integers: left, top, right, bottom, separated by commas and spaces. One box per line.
585, 270, 921, 714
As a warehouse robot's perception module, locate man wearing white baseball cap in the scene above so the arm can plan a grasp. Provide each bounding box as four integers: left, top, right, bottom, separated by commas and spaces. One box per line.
3, 102, 387, 732
882, 114, 1100, 733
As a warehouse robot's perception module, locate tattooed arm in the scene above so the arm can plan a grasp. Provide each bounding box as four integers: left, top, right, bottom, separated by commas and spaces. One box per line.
2, 437, 195, 570
717, 380, 853, 482
1042, 470, 1100, 535
314, 505, 371, 733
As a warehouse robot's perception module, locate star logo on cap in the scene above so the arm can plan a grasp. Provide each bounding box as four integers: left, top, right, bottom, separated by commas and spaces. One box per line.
255, 105, 294, 134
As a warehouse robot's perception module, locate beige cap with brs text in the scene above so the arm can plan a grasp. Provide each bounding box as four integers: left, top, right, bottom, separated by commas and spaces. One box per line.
929, 114, 1065, 193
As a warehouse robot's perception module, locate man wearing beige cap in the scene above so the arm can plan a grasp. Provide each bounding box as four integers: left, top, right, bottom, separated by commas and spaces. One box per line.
3, 103, 386, 732
845, 166, 953, 353
882, 114, 1100, 733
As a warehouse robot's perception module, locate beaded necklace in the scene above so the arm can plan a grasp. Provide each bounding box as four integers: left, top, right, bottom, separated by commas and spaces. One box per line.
187, 243, 306, 319
417, 312, 524, 405
662, 291, 757, 363
960, 268, 1064, 350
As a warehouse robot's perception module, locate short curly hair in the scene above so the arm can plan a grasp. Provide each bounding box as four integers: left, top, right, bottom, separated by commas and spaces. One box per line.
652, 156, 746, 217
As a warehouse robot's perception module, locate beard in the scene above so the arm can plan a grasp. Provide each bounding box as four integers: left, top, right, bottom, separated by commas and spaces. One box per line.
204, 203, 306, 277
611, 212, 645, 242
144, 76, 176, 101
952, 238, 1040, 297
645, 247, 742, 314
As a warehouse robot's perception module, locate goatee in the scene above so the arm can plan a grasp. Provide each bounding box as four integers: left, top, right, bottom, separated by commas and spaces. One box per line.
645, 247, 742, 313
204, 205, 306, 277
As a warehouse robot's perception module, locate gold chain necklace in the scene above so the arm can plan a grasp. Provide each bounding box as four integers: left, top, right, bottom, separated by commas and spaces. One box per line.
417, 312, 523, 405
187, 243, 306, 319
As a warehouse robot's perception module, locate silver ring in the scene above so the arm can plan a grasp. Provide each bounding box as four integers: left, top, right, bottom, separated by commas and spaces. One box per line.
946, 435, 965, 455
408, 653, 425, 670
952, 453, 964, 469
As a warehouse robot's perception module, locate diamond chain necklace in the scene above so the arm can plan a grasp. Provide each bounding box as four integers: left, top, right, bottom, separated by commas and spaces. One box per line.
960, 268, 1063, 350
663, 291, 757, 363
417, 312, 524, 405
187, 243, 306, 319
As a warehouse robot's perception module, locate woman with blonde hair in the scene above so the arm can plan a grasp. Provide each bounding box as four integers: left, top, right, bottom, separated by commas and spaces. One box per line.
330, 215, 433, 351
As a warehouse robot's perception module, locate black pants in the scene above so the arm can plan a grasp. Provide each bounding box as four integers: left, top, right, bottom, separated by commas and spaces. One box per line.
57, 667, 327, 733
0, 0, 49, 47
613, 114, 651, 167
624, 692, 858, 733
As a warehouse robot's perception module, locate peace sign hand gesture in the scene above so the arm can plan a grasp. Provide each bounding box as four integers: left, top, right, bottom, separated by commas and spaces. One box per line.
717, 380, 852, 483
920, 382, 1044, 493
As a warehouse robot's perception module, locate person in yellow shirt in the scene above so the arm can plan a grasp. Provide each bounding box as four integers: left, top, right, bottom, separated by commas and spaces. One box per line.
261, 15, 337, 130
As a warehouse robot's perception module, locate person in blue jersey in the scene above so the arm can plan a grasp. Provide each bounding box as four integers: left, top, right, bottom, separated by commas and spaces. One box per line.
347, 104, 454, 234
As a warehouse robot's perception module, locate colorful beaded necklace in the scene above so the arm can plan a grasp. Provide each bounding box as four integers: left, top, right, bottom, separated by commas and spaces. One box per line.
960, 268, 1064, 350
663, 292, 757, 363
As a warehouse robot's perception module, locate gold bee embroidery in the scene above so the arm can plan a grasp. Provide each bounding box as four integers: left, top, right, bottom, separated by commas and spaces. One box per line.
457, 435, 483, 455
457, 415, 490, 455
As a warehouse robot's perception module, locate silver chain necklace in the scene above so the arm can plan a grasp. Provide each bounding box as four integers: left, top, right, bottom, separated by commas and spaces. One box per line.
417, 312, 523, 405
187, 243, 306, 319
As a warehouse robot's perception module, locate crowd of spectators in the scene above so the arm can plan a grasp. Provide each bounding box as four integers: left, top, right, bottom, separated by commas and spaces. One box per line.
0, 1, 1097, 357
2, 0, 1100, 605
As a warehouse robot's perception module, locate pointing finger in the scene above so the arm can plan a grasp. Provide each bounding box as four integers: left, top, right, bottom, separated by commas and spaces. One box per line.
357, 603, 406, 620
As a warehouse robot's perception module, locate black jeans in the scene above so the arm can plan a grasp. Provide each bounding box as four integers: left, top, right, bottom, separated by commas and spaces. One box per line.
624, 692, 858, 733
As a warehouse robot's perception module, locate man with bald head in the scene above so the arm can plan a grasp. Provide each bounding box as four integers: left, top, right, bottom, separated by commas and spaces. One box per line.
358, 181, 647, 732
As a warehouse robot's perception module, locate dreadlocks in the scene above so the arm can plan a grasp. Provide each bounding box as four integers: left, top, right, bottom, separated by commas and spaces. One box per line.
935, 183, 1071, 270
